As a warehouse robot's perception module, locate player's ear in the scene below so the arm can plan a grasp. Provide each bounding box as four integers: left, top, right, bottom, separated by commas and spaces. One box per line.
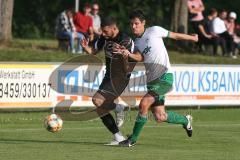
142, 20, 146, 26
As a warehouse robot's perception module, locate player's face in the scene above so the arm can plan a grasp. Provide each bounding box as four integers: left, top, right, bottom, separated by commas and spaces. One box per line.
102, 26, 115, 39
130, 18, 145, 37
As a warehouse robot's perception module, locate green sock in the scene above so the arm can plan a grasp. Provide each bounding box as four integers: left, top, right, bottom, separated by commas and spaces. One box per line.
166, 111, 188, 126
130, 114, 147, 142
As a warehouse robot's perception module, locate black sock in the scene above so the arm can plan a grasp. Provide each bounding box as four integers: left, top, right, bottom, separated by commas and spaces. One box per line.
100, 113, 119, 134
101, 102, 116, 110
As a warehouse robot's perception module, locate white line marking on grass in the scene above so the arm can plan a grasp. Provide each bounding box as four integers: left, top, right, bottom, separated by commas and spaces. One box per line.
0, 123, 240, 132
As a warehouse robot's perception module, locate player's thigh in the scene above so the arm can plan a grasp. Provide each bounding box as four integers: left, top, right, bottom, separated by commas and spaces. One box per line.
93, 78, 117, 106
139, 93, 155, 115
100, 77, 128, 99
110, 76, 130, 97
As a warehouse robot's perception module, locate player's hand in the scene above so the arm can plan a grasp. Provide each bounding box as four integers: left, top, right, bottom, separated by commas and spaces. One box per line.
192, 34, 198, 42
81, 38, 89, 48
113, 46, 130, 59
112, 43, 126, 54
121, 49, 130, 59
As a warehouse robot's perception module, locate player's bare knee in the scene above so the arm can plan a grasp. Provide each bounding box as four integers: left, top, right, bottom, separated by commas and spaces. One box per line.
155, 113, 167, 123
154, 114, 162, 123
154, 114, 163, 123
160, 113, 167, 122
92, 97, 104, 107
92, 92, 106, 107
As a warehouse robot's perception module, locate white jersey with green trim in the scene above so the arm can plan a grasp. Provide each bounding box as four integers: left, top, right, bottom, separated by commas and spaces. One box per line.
134, 26, 171, 82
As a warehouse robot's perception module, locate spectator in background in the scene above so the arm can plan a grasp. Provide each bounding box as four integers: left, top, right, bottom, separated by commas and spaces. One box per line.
55, 9, 84, 53
194, 15, 213, 53
226, 12, 237, 36
201, 8, 226, 56
225, 12, 240, 59
212, 10, 234, 57
188, 0, 205, 34
74, 3, 94, 44
205, 8, 218, 36
91, 3, 102, 40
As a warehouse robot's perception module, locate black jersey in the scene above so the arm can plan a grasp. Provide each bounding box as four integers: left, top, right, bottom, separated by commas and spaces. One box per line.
94, 32, 134, 79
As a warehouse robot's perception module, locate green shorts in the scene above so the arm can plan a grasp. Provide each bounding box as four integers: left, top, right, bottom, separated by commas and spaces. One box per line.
147, 73, 173, 105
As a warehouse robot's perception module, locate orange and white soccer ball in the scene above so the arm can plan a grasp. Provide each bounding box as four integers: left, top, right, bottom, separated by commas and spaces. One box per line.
44, 114, 63, 133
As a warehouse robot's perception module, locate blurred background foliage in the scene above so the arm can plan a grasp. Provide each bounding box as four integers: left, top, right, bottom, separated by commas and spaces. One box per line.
12, 0, 240, 38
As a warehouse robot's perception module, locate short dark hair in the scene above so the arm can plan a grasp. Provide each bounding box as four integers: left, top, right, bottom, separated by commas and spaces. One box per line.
101, 16, 117, 27
129, 10, 146, 22
66, 7, 74, 12
219, 9, 227, 14
84, 3, 91, 9
210, 8, 217, 15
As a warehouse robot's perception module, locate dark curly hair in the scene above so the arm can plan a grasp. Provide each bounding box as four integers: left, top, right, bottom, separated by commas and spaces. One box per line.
129, 10, 146, 22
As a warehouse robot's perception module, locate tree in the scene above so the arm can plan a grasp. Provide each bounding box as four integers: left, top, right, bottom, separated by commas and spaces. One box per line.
171, 0, 188, 34
171, 0, 188, 48
0, 0, 14, 42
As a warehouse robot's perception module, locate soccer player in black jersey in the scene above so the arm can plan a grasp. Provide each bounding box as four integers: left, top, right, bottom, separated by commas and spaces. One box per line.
81, 16, 135, 145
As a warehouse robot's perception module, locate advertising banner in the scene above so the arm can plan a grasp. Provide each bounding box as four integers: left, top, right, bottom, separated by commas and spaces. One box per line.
0, 63, 239, 108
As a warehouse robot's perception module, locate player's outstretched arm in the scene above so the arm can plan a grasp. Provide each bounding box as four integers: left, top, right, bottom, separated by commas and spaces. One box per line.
128, 51, 143, 62
118, 49, 143, 62
169, 32, 198, 42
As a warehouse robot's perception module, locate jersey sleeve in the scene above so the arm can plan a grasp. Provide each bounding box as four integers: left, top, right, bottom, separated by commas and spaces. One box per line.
152, 26, 169, 38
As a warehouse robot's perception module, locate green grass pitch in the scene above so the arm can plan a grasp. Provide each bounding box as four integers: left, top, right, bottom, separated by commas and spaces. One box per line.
0, 108, 240, 160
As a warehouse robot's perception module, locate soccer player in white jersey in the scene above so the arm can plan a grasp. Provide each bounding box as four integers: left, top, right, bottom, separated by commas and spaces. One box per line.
114, 10, 198, 147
